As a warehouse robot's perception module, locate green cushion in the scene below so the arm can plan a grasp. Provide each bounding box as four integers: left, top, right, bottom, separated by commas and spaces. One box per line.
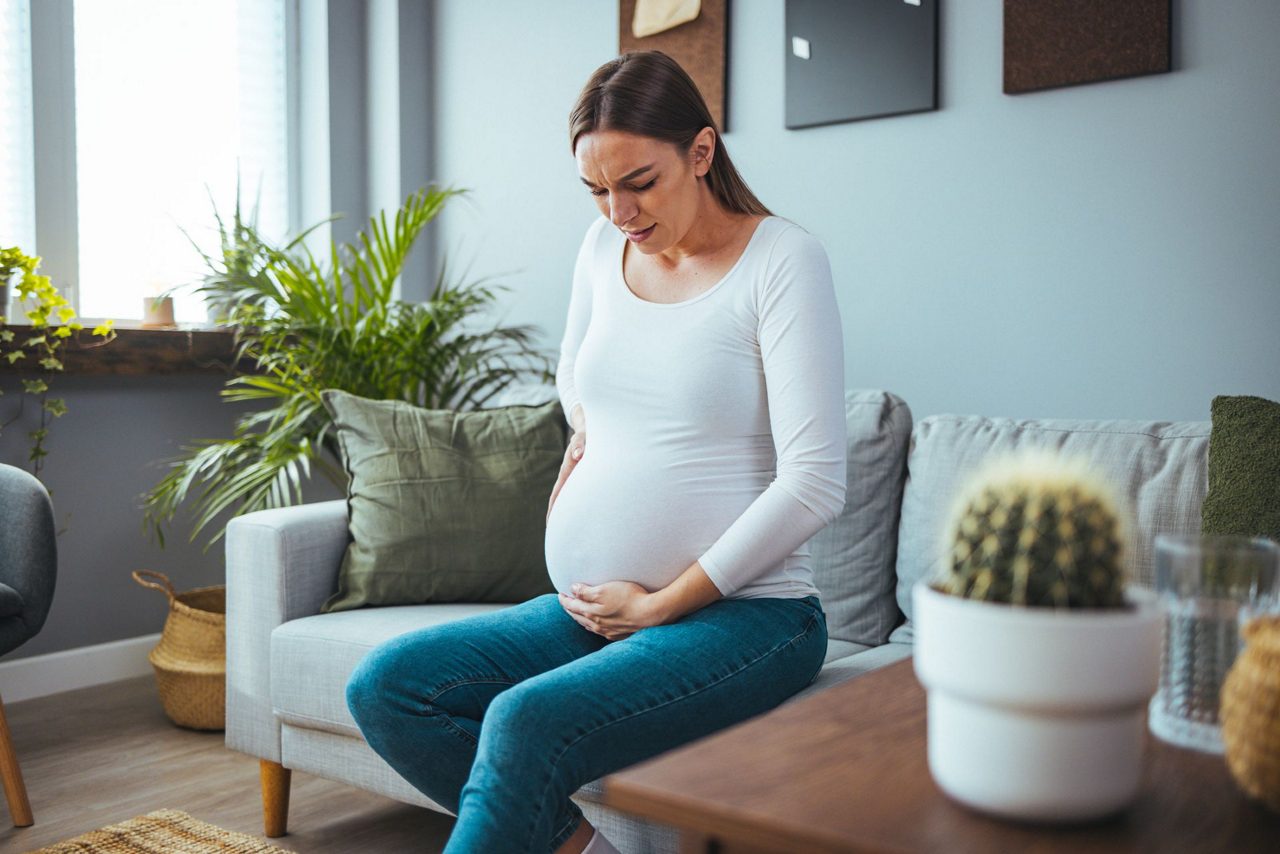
1201, 395, 1280, 542
320, 390, 566, 612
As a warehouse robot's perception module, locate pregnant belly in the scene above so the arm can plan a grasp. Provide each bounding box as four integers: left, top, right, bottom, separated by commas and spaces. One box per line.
544, 455, 759, 595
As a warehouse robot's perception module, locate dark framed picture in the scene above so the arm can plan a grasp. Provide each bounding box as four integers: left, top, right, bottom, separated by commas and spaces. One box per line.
785, 0, 939, 130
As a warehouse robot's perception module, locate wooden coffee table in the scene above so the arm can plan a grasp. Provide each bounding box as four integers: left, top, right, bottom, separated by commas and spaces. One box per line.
603, 658, 1279, 853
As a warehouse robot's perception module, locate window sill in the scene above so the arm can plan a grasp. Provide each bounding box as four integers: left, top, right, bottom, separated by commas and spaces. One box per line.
0, 323, 254, 376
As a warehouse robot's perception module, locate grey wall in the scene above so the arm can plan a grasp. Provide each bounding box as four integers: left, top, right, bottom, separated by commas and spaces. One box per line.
430, 0, 1280, 422
0, 377, 342, 661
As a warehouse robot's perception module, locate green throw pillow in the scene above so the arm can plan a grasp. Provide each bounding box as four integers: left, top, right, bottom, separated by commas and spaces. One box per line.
1201, 394, 1280, 542
320, 390, 567, 612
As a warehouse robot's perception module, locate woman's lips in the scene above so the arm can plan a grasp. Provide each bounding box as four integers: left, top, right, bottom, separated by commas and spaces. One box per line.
625, 224, 655, 243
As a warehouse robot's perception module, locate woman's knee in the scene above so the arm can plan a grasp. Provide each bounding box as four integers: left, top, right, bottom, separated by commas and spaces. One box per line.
483, 681, 530, 729
346, 652, 380, 725
482, 679, 565, 745
346, 640, 413, 724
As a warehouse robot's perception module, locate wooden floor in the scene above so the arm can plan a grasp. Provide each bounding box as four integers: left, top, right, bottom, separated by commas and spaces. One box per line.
1, 676, 456, 852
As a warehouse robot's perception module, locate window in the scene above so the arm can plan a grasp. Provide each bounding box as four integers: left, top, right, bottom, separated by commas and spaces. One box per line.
71, 0, 290, 323
0, 0, 35, 252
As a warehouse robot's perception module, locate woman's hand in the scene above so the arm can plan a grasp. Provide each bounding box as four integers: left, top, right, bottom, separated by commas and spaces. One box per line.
546, 429, 586, 523
559, 581, 662, 641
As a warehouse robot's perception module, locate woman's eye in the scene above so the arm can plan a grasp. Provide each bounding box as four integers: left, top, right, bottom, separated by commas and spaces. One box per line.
589, 179, 655, 198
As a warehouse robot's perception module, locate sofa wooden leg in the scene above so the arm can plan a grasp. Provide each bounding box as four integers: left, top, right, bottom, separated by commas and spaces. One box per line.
260, 759, 292, 837
0, 695, 34, 828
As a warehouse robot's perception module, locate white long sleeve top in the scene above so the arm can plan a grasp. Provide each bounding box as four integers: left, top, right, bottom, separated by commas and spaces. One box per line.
545, 215, 847, 600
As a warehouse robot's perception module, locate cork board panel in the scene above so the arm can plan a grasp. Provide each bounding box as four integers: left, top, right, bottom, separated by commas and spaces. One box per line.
1004, 0, 1171, 95
619, 0, 729, 131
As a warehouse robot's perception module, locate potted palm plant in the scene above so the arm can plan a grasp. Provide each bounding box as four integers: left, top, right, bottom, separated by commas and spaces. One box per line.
142, 186, 553, 548
913, 451, 1163, 822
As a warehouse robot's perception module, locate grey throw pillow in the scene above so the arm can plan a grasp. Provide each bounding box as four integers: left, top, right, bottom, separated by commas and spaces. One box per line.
892, 415, 1211, 644
808, 389, 913, 647
320, 390, 566, 612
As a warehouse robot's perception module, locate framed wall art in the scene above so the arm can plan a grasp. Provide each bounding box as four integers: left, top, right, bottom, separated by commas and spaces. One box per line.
785, 0, 939, 130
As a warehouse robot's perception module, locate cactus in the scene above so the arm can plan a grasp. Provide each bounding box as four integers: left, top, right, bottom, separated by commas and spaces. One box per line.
939, 451, 1127, 609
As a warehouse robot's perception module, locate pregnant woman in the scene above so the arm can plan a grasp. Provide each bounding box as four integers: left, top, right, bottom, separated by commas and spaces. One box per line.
347, 50, 847, 854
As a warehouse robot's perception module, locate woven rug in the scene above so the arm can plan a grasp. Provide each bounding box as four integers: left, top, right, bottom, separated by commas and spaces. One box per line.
28, 809, 289, 853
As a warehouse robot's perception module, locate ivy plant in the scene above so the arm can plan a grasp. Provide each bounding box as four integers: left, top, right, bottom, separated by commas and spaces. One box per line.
1, 247, 116, 478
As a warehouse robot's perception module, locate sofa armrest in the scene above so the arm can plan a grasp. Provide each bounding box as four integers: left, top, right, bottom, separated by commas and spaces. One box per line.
225, 499, 350, 762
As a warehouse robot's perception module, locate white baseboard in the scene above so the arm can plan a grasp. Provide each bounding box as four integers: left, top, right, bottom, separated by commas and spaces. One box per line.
0, 633, 162, 704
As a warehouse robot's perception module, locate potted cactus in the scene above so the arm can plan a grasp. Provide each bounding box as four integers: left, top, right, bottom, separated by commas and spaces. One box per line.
913, 451, 1163, 822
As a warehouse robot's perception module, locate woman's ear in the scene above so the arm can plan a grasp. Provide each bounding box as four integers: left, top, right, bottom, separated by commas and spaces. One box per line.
691, 127, 716, 177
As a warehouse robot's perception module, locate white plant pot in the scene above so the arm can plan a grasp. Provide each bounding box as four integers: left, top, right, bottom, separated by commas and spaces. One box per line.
913, 581, 1163, 822
4, 289, 39, 322
142, 296, 176, 328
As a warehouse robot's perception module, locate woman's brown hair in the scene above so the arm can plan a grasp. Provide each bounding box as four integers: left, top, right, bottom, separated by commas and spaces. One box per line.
569, 51, 771, 217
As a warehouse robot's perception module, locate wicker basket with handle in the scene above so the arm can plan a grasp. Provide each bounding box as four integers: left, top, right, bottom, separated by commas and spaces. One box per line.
132, 570, 226, 731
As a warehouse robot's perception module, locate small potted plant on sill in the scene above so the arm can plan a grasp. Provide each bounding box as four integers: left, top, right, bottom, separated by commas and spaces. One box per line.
913, 451, 1163, 822
142, 290, 177, 328
0, 249, 19, 313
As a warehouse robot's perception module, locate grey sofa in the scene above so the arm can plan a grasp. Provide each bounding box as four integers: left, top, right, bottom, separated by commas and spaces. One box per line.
225, 389, 1211, 852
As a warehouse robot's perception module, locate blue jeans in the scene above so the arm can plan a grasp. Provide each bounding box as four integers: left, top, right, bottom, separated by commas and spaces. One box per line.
345, 592, 827, 854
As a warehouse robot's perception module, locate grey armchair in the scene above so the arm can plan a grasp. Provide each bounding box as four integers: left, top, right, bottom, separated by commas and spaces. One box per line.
0, 463, 57, 828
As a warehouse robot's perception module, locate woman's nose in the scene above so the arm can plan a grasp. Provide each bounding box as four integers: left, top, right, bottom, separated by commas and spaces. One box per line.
609, 194, 636, 227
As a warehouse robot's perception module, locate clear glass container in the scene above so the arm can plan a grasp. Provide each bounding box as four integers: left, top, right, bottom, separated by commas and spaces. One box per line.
1148, 534, 1280, 753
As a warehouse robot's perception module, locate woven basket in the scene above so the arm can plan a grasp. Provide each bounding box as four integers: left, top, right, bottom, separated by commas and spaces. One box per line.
133, 570, 226, 731
1222, 614, 1280, 813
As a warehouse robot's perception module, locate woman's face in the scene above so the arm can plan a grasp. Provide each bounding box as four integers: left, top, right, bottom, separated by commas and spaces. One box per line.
574, 128, 713, 255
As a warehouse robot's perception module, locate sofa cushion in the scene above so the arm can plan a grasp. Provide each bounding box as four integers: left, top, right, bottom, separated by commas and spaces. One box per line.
795, 642, 914, 702
271, 603, 513, 736
272, 606, 868, 738
320, 390, 567, 612
1201, 394, 1280, 541
891, 415, 1210, 644
825, 638, 871, 663
809, 389, 912, 646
